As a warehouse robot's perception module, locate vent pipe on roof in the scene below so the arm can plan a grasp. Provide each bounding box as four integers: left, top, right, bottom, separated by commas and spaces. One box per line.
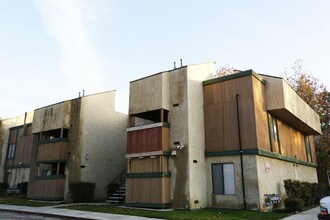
174, 62, 176, 69
180, 59, 182, 67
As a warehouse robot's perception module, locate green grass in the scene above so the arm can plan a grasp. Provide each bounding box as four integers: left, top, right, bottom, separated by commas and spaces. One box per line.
65, 205, 290, 220
0, 196, 52, 207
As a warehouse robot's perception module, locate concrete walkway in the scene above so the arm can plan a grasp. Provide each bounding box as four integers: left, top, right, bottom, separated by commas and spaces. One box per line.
281, 206, 320, 220
0, 204, 161, 220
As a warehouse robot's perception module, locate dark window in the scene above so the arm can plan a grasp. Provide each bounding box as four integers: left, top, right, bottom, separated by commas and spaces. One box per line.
7, 144, 15, 159
268, 114, 280, 153
305, 136, 313, 162
212, 163, 235, 195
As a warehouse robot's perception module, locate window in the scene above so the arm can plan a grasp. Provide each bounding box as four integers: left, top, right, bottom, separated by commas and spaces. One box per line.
7, 144, 15, 159
212, 163, 235, 195
268, 114, 281, 153
305, 136, 313, 162
38, 162, 66, 176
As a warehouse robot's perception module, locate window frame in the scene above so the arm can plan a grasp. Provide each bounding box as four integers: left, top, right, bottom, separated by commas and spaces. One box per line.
212, 163, 236, 195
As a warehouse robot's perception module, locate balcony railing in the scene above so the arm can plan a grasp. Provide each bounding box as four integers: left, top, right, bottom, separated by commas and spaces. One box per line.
37, 141, 68, 162
32, 176, 65, 200
127, 122, 170, 157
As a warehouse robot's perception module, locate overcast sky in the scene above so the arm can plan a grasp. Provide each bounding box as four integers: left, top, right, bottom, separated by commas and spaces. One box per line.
1, 0, 329, 119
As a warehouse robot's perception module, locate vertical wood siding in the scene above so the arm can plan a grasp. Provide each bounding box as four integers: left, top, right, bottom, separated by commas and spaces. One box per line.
204, 75, 257, 152
37, 142, 69, 161
127, 126, 169, 154
126, 177, 170, 204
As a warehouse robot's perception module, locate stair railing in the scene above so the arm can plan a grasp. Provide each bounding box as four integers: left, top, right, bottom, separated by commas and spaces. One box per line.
106, 169, 127, 198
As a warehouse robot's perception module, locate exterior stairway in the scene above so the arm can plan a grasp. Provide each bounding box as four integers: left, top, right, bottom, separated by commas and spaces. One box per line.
106, 182, 126, 204
105, 169, 127, 204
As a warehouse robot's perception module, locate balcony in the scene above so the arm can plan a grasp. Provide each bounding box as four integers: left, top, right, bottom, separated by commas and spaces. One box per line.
32, 176, 65, 200
37, 139, 69, 162
262, 75, 321, 135
126, 122, 170, 158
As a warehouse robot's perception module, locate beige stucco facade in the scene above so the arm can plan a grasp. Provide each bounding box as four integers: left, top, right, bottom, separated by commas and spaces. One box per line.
27, 91, 127, 201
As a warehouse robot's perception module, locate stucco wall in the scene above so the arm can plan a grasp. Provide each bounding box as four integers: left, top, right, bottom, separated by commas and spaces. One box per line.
168, 62, 215, 209
187, 63, 215, 209
168, 67, 190, 209
129, 72, 170, 115
78, 91, 128, 200
205, 155, 260, 210
256, 155, 318, 210
262, 75, 321, 134
32, 101, 71, 133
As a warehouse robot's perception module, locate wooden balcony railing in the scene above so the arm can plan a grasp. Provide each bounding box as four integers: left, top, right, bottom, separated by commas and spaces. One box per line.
127, 122, 170, 157
32, 176, 65, 200
37, 141, 68, 162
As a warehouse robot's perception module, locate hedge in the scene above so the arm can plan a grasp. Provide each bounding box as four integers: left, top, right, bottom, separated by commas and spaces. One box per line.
69, 182, 96, 203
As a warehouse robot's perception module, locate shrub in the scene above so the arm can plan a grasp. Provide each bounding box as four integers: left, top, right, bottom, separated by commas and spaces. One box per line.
300, 182, 311, 206
318, 183, 328, 200
284, 198, 304, 212
0, 182, 9, 195
311, 183, 319, 205
17, 182, 28, 195
284, 179, 301, 198
69, 182, 96, 203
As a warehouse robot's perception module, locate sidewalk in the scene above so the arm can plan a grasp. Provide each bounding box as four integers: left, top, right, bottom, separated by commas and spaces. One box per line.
281, 206, 319, 220
0, 204, 162, 220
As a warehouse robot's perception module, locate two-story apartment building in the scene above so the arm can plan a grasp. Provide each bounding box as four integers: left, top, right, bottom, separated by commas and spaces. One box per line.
125, 62, 321, 210
1, 91, 128, 201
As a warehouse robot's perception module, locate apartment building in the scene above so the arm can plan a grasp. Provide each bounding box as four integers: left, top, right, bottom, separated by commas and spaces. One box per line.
1, 91, 128, 201
125, 63, 321, 210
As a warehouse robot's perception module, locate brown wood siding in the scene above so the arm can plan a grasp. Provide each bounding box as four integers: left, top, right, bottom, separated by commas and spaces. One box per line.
252, 77, 271, 151
128, 156, 168, 173
127, 126, 169, 154
13, 126, 33, 166
31, 178, 65, 199
204, 75, 257, 152
278, 120, 307, 161
37, 142, 69, 161
9, 129, 17, 144
126, 177, 170, 204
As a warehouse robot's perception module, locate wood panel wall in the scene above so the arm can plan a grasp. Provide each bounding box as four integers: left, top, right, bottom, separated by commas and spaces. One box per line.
14, 125, 33, 165
204, 75, 258, 152
127, 127, 169, 154
32, 178, 65, 199
126, 177, 170, 204
37, 142, 69, 161
278, 120, 307, 161
128, 156, 168, 173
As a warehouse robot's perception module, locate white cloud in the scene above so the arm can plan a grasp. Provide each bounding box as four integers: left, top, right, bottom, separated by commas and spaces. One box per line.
34, 0, 104, 93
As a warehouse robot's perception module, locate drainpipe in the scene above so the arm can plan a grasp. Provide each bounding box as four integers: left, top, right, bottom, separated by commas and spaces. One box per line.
236, 94, 247, 210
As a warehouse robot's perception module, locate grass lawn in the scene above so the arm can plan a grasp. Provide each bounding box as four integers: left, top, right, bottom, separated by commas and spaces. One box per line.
65, 205, 290, 220
0, 196, 52, 207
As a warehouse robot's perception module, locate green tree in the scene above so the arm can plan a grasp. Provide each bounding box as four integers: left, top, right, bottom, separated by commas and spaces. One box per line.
284, 59, 330, 183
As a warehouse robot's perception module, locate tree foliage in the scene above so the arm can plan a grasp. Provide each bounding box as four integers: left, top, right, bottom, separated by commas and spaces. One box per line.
284, 59, 330, 171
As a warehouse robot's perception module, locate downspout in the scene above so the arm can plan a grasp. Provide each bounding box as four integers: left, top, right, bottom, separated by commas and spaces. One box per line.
236, 94, 247, 210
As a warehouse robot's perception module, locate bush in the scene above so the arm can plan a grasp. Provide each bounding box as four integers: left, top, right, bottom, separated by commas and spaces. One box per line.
311, 183, 319, 205
301, 182, 311, 206
284, 179, 301, 198
284, 179, 329, 206
284, 198, 304, 212
17, 182, 28, 196
0, 182, 9, 195
69, 182, 95, 203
